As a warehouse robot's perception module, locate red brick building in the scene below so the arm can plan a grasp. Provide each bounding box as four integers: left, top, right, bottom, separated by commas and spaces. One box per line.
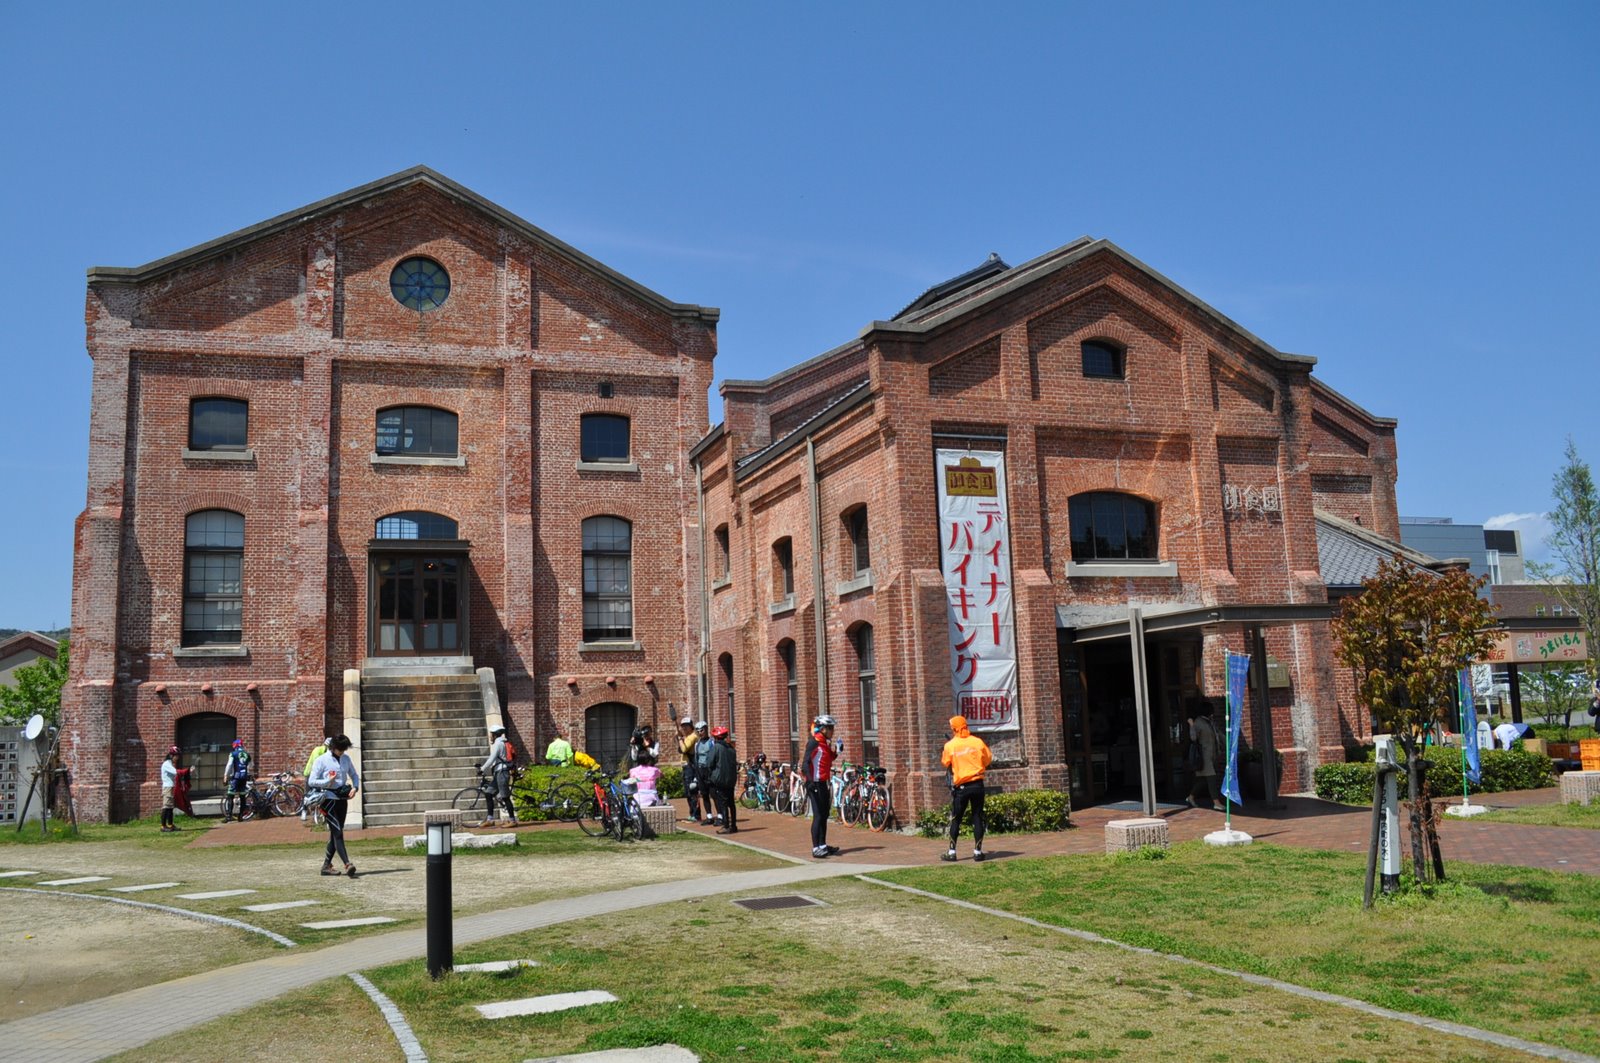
65, 169, 717, 820
65, 169, 1407, 821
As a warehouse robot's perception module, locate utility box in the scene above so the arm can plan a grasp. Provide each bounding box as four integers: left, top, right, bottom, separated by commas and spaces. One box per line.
0, 725, 44, 826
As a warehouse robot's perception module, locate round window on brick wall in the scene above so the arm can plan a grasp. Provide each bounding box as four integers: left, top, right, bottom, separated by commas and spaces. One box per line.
389, 257, 451, 311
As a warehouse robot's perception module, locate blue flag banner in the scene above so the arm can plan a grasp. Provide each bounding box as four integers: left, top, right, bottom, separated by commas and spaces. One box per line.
1222, 651, 1250, 806
1458, 668, 1481, 786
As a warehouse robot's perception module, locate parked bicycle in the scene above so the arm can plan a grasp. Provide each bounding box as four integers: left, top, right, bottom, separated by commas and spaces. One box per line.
511, 771, 587, 824
740, 754, 777, 811
770, 761, 794, 814
236, 771, 304, 821
575, 770, 644, 841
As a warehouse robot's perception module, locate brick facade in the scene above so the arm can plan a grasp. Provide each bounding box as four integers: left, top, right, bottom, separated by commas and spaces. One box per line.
64, 170, 1401, 822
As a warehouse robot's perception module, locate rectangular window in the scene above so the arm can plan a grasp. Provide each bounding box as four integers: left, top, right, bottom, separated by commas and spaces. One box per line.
189, 398, 248, 451
376, 407, 458, 457
580, 414, 631, 462
775, 538, 794, 597
1081, 341, 1125, 380
849, 508, 870, 575
183, 510, 244, 646
582, 516, 633, 641
715, 525, 730, 580
857, 626, 878, 765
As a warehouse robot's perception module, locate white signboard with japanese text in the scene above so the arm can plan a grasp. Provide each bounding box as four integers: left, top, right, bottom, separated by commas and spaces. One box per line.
936, 449, 1020, 732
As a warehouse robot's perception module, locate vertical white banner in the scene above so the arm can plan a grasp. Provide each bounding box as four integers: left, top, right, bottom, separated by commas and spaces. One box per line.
935, 449, 1020, 732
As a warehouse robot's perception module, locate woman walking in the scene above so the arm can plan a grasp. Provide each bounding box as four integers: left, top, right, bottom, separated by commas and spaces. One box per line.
308, 734, 361, 877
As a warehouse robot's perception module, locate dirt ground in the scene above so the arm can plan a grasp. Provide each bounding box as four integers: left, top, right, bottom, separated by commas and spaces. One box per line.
0, 830, 777, 1023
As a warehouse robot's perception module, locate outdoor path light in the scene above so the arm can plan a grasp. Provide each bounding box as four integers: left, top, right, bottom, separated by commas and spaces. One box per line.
425, 808, 461, 978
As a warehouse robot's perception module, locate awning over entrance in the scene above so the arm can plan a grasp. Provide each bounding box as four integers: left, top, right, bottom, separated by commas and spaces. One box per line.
1058, 601, 1335, 817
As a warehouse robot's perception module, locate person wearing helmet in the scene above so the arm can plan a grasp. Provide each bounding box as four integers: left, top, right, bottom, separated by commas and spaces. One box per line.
706, 725, 740, 833
677, 715, 708, 823
221, 738, 253, 823
803, 715, 843, 858
941, 715, 993, 862
480, 725, 518, 826
694, 721, 721, 826
159, 746, 183, 832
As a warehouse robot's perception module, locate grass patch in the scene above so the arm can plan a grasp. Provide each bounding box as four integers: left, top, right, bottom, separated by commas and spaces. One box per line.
124, 876, 1544, 1061
1473, 802, 1600, 830
880, 842, 1600, 1056
0, 813, 208, 848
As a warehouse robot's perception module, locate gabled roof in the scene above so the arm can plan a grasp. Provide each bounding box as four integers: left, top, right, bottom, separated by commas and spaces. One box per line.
1316, 510, 1452, 589
862, 238, 1319, 371
0, 631, 60, 662
892, 253, 1011, 321
86, 166, 719, 324
731, 379, 873, 479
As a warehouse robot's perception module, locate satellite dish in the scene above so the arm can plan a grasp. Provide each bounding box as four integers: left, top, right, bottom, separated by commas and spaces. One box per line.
23, 714, 45, 741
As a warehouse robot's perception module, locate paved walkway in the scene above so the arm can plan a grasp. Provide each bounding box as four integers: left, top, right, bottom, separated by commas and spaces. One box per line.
1, 860, 893, 1063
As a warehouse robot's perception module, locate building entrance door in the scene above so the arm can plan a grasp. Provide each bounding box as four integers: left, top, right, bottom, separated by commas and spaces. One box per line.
1068, 636, 1201, 804
371, 554, 464, 655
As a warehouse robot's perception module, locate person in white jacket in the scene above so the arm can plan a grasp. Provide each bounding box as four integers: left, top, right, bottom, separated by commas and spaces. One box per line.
308, 734, 361, 877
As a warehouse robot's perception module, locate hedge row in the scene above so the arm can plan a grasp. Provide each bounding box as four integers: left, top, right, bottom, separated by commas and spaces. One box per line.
1312, 748, 1555, 805
914, 788, 1071, 838
506, 763, 688, 821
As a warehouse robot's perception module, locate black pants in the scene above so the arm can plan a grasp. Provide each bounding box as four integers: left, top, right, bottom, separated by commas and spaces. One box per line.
685, 767, 708, 819
950, 781, 987, 849
487, 767, 514, 820
1189, 772, 1222, 807
712, 786, 737, 829
808, 781, 831, 849
323, 796, 350, 867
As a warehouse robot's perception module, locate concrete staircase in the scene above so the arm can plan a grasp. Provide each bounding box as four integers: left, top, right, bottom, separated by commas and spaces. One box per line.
359, 669, 487, 828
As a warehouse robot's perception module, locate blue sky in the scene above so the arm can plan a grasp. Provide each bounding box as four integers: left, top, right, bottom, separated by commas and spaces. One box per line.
2, 3, 1596, 628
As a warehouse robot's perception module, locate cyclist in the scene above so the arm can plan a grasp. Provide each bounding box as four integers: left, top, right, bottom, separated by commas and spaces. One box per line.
694, 721, 721, 826
803, 715, 843, 859
480, 725, 518, 826
941, 715, 993, 862
676, 716, 708, 823
707, 726, 739, 834
221, 738, 252, 822
308, 734, 360, 878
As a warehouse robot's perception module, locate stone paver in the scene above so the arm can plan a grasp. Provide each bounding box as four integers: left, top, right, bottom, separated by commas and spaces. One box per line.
0, 861, 888, 1062
106, 882, 181, 893
300, 916, 396, 929
175, 888, 256, 900
37, 876, 110, 887
526, 1048, 698, 1063
240, 899, 319, 912
455, 959, 539, 973
0, 870, 39, 878
476, 990, 617, 1018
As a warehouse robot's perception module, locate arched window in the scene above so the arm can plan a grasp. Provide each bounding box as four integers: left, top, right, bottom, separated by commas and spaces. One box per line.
183, 510, 244, 647
375, 405, 458, 457
375, 511, 459, 540
779, 640, 799, 764
582, 516, 633, 641
854, 625, 879, 765
719, 653, 736, 734
773, 537, 794, 598
845, 507, 870, 576
585, 702, 636, 774
1068, 492, 1158, 562
189, 397, 248, 451
580, 414, 631, 463
1081, 340, 1125, 380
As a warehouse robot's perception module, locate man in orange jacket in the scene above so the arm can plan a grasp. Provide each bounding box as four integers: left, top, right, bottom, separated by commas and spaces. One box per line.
940, 715, 993, 862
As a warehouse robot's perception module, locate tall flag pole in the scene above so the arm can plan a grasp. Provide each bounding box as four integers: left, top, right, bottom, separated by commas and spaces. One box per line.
1207, 648, 1253, 847
1446, 667, 1487, 818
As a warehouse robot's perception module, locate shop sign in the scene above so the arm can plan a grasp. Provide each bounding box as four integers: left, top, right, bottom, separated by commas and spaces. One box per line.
936, 451, 1020, 732
1482, 629, 1590, 665
1222, 483, 1281, 517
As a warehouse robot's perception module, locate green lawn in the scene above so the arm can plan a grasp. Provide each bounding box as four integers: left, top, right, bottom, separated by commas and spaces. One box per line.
1474, 801, 1600, 829
879, 843, 1600, 1057
115, 875, 1542, 1062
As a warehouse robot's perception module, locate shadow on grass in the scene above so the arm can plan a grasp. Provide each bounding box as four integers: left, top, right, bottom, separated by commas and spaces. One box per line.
1474, 880, 1558, 903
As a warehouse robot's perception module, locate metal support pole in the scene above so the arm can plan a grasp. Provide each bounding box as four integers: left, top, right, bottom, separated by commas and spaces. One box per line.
425, 809, 460, 978
1506, 664, 1523, 724
1129, 606, 1157, 817
1249, 625, 1282, 809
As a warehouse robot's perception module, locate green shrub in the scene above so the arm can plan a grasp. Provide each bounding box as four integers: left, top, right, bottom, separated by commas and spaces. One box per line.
916, 788, 1071, 837
659, 765, 685, 799
508, 764, 591, 821
1314, 749, 1554, 805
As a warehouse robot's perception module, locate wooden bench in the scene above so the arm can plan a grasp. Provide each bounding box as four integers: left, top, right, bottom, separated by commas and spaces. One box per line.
1104, 816, 1169, 854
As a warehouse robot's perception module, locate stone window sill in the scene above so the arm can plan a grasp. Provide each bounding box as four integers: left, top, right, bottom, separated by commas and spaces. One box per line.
371, 453, 466, 468
578, 640, 643, 653
769, 595, 796, 617
835, 570, 874, 597
1065, 560, 1179, 579
576, 460, 639, 474
173, 645, 249, 659
182, 448, 254, 462
711, 575, 732, 592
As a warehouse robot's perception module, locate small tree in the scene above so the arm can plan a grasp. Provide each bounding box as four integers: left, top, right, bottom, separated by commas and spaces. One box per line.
1519, 662, 1588, 737
1532, 439, 1600, 704
1333, 560, 1497, 883
0, 638, 69, 727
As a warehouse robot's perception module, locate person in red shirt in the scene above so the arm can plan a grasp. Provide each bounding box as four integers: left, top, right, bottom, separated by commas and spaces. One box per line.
802, 715, 842, 859
941, 715, 993, 862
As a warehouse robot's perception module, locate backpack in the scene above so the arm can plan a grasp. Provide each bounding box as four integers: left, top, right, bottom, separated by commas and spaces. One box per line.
503, 739, 517, 765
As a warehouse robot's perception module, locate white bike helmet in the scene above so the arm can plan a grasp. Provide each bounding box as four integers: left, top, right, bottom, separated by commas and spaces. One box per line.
813, 714, 836, 729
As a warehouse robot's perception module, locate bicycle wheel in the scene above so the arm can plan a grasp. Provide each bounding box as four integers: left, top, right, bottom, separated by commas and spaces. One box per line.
452, 785, 489, 827
237, 791, 258, 822
773, 783, 791, 815
610, 796, 628, 841
575, 790, 610, 837
840, 782, 863, 826
546, 783, 588, 822
271, 782, 305, 818
790, 777, 808, 816
866, 788, 892, 831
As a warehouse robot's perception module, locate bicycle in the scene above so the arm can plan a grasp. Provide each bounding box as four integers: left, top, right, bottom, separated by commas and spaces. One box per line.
740, 755, 775, 811
263, 771, 305, 817
511, 771, 586, 823
575, 770, 643, 840
860, 765, 894, 831
770, 762, 794, 814
788, 766, 808, 817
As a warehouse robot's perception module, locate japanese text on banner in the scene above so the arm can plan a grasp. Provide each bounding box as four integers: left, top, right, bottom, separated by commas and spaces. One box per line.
936, 450, 1020, 731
